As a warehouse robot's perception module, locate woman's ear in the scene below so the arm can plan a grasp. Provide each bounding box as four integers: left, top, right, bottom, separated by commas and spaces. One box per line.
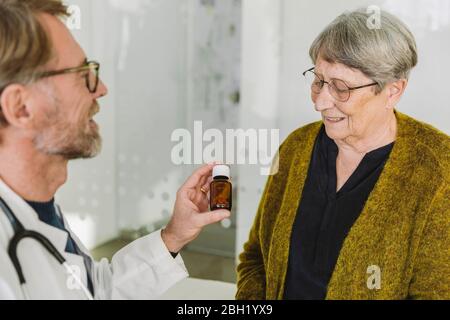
0, 84, 32, 128
386, 79, 408, 110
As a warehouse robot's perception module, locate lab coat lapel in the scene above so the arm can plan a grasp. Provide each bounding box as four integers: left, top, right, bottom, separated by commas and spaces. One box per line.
0, 180, 66, 251
0, 179, 88, 299
55, 206, 91, 290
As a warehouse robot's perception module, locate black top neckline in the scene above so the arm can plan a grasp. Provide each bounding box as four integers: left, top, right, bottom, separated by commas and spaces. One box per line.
320, 126, 395, 197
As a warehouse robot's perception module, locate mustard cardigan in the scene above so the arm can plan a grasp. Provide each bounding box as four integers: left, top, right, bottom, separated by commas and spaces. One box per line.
236, 111, 450, 300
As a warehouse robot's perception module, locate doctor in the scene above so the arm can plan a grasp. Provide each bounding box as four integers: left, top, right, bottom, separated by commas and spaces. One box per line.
0, 0, 230, 299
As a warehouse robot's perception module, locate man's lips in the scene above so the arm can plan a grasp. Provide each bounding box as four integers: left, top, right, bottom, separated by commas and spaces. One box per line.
89, 104, 100, 118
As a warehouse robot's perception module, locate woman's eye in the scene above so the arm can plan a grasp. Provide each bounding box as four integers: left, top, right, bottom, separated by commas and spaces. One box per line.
333, 83, 347, 93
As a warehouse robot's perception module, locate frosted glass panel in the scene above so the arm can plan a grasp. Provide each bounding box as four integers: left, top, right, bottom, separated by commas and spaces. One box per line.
57, 0, 241, 257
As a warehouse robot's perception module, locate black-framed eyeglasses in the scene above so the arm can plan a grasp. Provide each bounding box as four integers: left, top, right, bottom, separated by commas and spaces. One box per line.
302, 67, 378, 102
36, 60, 100, 94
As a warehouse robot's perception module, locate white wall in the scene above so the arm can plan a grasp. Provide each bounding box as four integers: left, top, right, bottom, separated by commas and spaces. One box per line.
236, 0, 282, 262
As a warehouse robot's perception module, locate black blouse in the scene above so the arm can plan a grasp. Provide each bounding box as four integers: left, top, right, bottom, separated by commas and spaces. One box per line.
284, 125, 394, 300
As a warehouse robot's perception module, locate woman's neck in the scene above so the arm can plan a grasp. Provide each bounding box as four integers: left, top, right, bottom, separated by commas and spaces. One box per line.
335, 112, 397, 156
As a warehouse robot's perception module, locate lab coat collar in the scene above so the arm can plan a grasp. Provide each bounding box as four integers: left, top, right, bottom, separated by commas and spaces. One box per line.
0, 178, 89, 296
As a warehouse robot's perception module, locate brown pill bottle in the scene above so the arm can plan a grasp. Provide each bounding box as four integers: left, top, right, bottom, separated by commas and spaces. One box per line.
210, 165, 232, 211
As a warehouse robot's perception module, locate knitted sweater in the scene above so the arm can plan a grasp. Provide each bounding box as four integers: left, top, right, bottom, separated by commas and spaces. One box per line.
236, 111, 450, 299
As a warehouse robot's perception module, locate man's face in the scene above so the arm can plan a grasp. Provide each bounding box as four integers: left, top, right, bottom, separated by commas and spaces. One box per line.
30, 13, 108, 160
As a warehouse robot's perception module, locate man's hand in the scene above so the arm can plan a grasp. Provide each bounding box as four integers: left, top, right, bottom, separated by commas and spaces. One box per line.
161, 163, 231, 253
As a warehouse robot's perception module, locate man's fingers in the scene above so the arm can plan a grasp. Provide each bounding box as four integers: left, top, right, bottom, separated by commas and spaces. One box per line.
182, 164, 214, 190
196, 175, 208, 193
200, 176, 213, 194
195, 210, 231, 227
205, 176, 213, 187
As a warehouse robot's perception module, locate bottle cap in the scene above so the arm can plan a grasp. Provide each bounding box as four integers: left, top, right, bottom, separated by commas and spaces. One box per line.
212, 165, 230, 179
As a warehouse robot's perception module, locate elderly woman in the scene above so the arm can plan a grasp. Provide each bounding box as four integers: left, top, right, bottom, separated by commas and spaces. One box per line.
236, 9, 449, 299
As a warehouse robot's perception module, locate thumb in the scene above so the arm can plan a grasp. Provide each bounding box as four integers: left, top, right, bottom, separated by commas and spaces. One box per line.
196, 210, 231, 227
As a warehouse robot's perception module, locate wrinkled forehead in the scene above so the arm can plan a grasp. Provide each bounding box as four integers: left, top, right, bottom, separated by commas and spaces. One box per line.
36, 13, 86, 69
315, 56, 369, 83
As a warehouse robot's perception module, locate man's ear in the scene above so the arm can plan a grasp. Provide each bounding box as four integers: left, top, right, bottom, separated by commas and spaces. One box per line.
385, 79, 408, 110
0, 84, 32, 127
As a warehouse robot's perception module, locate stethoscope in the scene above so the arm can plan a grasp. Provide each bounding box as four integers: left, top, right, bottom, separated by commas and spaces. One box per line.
0, 197, 94, 300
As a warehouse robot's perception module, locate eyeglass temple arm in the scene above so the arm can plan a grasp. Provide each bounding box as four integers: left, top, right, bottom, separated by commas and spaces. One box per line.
348, 82, 378, 91
38, 64, 96, 78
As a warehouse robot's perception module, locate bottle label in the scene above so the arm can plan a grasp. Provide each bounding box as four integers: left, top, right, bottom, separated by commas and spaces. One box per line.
210, 181, 232, 210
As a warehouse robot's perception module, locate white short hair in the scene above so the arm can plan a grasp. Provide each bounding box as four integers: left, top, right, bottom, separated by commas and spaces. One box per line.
309, 8, 418, 93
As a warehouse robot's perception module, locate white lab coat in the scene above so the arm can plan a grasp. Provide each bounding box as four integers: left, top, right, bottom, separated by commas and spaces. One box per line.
0, 179, 188, 300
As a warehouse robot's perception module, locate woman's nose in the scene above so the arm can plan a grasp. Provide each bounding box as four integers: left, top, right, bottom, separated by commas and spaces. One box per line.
313, 86, 335, 112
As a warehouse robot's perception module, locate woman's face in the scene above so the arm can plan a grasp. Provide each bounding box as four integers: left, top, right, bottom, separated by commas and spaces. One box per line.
312, 58, 392, 142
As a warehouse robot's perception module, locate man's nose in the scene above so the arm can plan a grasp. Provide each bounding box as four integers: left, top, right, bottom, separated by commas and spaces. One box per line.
313, 85, 335, 112
95, 79, 108, 98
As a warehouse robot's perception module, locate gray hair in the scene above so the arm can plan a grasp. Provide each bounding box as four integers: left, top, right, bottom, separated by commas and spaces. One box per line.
0, 0, 69, 129
309, 8, 418, 93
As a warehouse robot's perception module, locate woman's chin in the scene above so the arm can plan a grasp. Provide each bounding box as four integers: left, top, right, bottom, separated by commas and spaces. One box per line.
324, 125, 348, 140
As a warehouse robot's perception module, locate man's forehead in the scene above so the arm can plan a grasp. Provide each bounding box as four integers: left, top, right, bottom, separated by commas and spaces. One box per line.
37, 12, 86, 68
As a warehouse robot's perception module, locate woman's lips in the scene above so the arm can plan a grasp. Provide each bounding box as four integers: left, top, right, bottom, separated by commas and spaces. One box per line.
324, 116, 346, 123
